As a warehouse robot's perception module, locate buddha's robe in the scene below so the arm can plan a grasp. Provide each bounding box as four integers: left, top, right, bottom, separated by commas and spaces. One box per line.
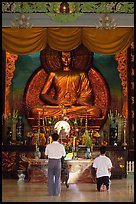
32, 70, 102, 118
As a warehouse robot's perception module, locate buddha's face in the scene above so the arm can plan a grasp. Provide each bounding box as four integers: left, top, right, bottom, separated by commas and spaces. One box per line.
61, 51, 71, 67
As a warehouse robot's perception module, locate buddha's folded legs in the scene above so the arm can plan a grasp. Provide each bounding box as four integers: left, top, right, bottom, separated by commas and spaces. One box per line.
31, 105, 102, 118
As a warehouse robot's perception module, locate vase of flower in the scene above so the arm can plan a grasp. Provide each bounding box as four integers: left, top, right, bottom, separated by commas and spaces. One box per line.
12, 120, 17, 141
34, 143, 41, 159
85, 147, 91, 159
17, 170, 26, 183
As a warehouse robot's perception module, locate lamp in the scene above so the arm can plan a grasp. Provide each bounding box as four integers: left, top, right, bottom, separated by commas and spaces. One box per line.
60, 2, 69, 14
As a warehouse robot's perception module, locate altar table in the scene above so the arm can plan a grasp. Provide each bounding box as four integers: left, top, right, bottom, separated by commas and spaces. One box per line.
2, 145, 128, 181
26, 158, 95, 183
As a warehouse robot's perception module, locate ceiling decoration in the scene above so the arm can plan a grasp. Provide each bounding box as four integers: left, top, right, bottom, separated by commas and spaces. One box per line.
2, 2, 134, 14
11, 14, 33, 28
96, 14, 117, 30
2, 2, 134, 24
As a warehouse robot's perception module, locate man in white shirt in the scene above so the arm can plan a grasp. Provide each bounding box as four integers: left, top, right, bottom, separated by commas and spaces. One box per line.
45, 133, 66, 196
93, 145, 112, 191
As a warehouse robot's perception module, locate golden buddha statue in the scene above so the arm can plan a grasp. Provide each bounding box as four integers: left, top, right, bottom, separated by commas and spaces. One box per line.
32, 51, 102, 118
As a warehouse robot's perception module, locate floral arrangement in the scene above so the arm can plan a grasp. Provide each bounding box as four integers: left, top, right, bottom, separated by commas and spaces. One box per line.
63, 141, 72, 153
62, 137, 80, 153
82, 129, 91, 148
3, 109, 18, 126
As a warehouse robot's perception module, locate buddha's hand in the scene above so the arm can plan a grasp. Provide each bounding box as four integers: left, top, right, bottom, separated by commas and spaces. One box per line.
71, 99, 84, 106
59, 101, 72, 109
63, 104, 72, 107
77, 98, 92, 106
59, 103, 71, 108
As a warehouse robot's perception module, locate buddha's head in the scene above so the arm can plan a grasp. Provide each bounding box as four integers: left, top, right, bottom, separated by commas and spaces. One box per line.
61, 51, 72, 70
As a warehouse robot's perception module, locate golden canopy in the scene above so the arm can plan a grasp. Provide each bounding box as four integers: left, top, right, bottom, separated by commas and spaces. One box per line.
2, 27, 134, 55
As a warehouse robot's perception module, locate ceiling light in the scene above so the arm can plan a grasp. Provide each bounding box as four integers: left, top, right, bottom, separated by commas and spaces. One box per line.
60, 2, 69, 14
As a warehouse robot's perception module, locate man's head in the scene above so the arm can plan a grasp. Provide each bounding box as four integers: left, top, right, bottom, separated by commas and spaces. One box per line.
52, 133, 59, 141
100, 145, 106, 154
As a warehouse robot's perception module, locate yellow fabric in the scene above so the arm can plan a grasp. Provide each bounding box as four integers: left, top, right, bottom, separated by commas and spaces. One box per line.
2, 28, 47, 55
2, 27, 134, 55
47, 27, 82, 51
82, 27, 134, 55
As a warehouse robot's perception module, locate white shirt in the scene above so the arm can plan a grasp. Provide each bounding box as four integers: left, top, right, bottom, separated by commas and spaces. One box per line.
45, 141, 66, 159
93, 155, 112, 178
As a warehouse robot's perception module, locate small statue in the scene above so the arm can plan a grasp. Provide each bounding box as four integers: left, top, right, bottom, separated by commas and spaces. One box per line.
109, 115, 118, 145
16, 116, 24, 142
6, 127, 12, 145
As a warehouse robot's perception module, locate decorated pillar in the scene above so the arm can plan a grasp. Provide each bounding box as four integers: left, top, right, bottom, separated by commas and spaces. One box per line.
3, 52, 18, 142
115, 49, 129, 145
4, 52, 18, 117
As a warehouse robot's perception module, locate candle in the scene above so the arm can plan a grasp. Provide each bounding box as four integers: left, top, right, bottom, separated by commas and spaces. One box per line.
73, 137, 76, 147
49, 136, 52, 144
82, 135, 85, 145
37, 112, 41, 144
63, 6, 66, 10
43, 116, 46, 135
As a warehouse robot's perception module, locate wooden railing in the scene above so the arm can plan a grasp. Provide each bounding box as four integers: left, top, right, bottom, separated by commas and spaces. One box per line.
127, 161, 134, 173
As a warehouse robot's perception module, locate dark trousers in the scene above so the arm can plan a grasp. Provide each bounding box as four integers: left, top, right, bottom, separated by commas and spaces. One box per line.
48, 158, 61, 196
96, 176, 109, 191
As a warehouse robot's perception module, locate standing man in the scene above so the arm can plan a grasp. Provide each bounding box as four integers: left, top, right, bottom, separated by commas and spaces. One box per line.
45, 133, 66, 196
93, 145, 112, 191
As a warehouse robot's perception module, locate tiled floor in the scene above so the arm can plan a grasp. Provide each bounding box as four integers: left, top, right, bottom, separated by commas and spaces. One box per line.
2, 173, 134, 202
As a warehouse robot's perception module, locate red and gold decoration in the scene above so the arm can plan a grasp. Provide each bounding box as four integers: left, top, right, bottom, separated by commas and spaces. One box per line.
4, 52, 18, 117
115, 50, 128, 119
2, 151, 28, 177
130, 42, 134, 145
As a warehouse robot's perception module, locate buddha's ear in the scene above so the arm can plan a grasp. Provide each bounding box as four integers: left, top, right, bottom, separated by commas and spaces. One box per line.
40, 45, 62, 72
58, 51, 63, 70
72, 44, 93, 72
